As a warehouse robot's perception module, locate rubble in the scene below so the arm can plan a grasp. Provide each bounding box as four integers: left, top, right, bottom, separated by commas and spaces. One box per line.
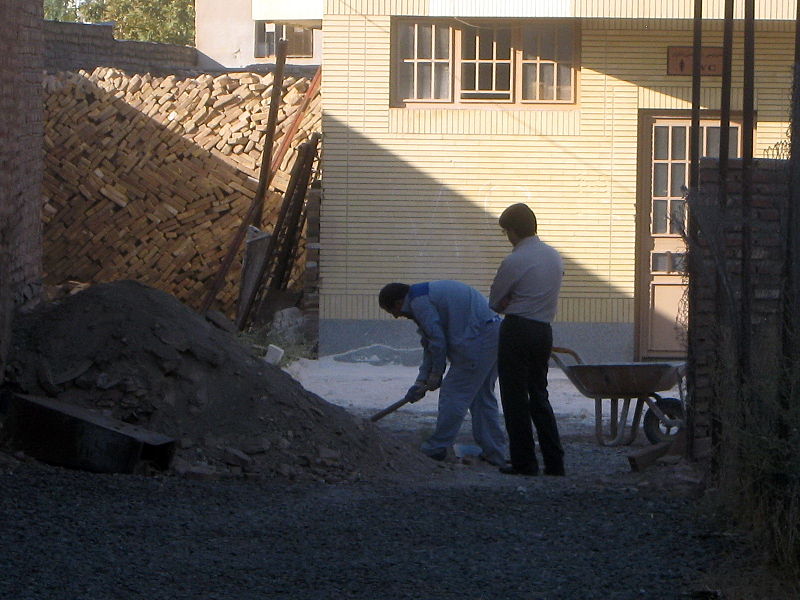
1, 280, 434, 482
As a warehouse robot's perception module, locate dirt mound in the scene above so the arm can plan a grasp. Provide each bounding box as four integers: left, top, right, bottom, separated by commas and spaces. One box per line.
2, 280, 433, 482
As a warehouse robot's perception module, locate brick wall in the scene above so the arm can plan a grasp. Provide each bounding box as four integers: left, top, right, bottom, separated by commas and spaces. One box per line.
689, 158, 790, 437
44, 21, 196, 74
0, 0, 44, 376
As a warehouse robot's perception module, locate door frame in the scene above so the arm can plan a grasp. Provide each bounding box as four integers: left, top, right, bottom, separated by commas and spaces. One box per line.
635, 109, 748, 360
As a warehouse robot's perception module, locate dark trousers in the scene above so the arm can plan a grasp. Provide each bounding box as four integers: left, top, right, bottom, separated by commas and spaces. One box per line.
498, 315, 564, 474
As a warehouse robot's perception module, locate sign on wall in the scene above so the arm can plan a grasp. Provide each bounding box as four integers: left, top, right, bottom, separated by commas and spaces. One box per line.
667, 47, 724, 76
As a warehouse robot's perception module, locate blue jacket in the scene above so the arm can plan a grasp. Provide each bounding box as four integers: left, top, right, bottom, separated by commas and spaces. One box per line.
401, 280, 498, 382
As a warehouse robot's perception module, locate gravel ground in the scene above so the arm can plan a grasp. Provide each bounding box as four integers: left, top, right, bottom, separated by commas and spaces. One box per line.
0, 424, 739, 600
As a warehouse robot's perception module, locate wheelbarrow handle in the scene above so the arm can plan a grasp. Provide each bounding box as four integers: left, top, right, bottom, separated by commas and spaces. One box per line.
551, 346, 584, 367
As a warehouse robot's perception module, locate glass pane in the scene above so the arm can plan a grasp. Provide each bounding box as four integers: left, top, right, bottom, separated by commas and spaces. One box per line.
417, 25, 431, 60
556, 25, 573, 61
478, 63, 493, 90
671, 163, 687, 197
479, 32, 494, 60
461, 63, 476, 90
671, 127, 686, 160
496, 28, 511, 59
539, 63, 555, 100
398, 62, 413, 99
652, 253, 670, 272
670, 199, 686, 234
654, 126, 669, 160
433, 63, 449, 98
729, 127, 740, 157
462, 28, 477, 59
496, 63, 511, 91
557, 64, 572, 100
540, 28, 556, 61
653, 200, 668, 234
434, 26, 449, 59
399, 24, 414, 59
706, 126, 720, 158
522, 26, 538, 60
653, 163, 668, 197
672, 253, 687, 273
522, 63, 537, 99
417, 62, 432, 99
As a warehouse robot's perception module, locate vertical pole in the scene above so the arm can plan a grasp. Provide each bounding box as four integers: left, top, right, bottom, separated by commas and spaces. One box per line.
718, 0, 735, 208
786, 0, 800, 378
686, 0, 703, 459
740, 0, 755, 382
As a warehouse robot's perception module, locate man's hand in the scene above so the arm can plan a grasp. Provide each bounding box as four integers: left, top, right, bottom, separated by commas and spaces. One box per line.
425, 372, 443, 391
403, 382, 427, 404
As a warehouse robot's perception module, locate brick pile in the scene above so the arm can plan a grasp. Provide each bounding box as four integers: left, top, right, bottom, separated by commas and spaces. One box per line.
42, 66, 321, 316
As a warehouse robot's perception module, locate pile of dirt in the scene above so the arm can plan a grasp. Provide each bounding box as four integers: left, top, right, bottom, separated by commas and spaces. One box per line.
1, 280, 434, 482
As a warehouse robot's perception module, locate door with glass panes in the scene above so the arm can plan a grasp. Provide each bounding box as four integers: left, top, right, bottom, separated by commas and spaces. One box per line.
638, 118, 740, 359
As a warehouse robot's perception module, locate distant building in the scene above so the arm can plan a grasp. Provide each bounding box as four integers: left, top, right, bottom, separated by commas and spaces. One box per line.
195, 0, 322, 69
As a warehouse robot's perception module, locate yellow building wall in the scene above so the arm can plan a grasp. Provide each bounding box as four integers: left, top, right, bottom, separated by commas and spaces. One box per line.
320, 13, 794, 323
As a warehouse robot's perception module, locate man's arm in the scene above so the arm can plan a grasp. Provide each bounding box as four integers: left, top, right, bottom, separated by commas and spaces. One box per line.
409, 296, 447, 382
489, 258, 515, 314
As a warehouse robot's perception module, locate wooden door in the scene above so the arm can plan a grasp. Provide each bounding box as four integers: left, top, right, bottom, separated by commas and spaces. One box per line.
638, 117, 740, 359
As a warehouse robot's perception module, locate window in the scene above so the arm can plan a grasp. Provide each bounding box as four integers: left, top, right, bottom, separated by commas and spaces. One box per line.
254, 22, 314, 59
393, 19, 577, 106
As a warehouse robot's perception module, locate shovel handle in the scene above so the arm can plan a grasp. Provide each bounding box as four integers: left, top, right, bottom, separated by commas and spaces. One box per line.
370, 397, 412, 422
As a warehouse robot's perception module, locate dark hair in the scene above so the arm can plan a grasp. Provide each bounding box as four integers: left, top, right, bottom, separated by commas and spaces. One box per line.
499, 203, 537, 238
379, 283, 409, 310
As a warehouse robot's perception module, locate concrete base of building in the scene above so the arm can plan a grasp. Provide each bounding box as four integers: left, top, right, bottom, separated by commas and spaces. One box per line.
319, 319, 635, 364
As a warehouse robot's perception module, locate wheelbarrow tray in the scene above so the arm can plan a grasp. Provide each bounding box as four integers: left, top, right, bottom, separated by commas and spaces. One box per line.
561, 362, 683, 399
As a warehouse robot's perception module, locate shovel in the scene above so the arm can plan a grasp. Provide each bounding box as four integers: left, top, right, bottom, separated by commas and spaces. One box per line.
369, 397, 413, 422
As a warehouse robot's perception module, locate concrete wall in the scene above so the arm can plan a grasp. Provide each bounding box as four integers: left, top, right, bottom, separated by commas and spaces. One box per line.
44, 21, 197, 73
196, 0, 254, 69
0, 0, 44, 376
196, 0, 322, 69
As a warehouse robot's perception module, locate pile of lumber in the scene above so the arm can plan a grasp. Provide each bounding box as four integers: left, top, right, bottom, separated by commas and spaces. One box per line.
41, 67, 321, 315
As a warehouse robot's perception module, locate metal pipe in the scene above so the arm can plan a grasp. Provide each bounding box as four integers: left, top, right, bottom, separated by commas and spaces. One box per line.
740, 0, 755, 381
718, 0, 735, 208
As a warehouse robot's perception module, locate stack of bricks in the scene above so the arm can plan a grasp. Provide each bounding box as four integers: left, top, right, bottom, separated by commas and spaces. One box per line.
41, 66, 321, 317
690, 158, 790, 436
1, 0, 44, 371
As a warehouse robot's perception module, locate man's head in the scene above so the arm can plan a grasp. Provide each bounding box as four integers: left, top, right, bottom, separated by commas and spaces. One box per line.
499, 203, 537, 245
378, 283, 410, 318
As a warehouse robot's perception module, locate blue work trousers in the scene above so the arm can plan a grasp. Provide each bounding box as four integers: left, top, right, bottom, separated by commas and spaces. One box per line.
421, 320, 507, 464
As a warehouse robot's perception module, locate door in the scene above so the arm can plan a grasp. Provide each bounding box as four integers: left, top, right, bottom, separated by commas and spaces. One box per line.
638, 117, 740, 359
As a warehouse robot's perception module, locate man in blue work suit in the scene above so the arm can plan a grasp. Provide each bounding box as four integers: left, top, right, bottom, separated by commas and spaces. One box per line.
378, 280, 508, 466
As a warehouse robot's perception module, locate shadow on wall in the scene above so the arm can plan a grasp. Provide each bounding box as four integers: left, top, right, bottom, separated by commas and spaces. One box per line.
41, 68, 317, 316
318, 114, 643, 363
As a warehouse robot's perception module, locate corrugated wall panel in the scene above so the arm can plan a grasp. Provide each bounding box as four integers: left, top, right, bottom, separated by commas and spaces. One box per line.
320, 14, 793, 323
325, 0, 797, 20
388, 108, 581, 135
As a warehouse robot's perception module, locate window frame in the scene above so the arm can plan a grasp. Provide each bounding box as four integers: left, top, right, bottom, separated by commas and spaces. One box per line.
392, 18, 580, 108
254, 21, 315, 59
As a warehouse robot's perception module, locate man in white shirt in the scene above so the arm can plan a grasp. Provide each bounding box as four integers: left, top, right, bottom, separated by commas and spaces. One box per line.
489, 203, 565, 476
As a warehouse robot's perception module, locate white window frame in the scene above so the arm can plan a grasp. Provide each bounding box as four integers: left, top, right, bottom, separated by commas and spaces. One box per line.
392, 18, 579, 108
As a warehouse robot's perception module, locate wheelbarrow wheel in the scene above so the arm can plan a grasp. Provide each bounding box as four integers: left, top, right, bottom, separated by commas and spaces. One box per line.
643, 397, 684, 445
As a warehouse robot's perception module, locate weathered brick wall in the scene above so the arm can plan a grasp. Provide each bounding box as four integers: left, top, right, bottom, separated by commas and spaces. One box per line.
0, 1, 44, 376
689, 158, 789, 437
44, 21, 196, 74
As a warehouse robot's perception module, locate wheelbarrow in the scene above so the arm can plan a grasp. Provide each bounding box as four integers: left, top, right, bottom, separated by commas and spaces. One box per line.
550, 347, 686, 447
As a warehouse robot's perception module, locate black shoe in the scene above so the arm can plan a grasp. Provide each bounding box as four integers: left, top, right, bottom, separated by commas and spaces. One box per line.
544, 467, 565, 476
498, 465, 538, 476
426, 448, 447, 461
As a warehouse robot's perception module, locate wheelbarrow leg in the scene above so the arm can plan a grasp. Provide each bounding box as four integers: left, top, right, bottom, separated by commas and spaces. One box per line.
622, 397, 646, 445
596, 398, 639, 446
